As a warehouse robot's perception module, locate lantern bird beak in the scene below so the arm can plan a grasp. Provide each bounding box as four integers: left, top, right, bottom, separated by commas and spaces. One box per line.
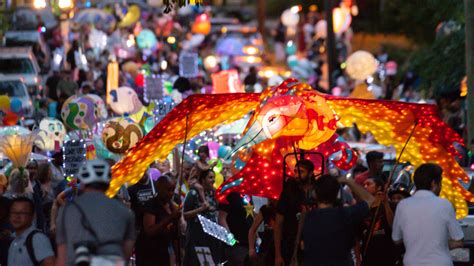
225, 121, 270, 160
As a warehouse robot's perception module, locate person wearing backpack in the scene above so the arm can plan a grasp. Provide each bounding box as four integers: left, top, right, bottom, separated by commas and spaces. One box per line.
55, 159, 135, 266
7, 197, 55, 266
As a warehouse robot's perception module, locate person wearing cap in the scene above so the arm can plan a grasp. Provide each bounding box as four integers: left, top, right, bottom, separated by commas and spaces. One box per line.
355, 151, 386, 186
55, 159, 136, 266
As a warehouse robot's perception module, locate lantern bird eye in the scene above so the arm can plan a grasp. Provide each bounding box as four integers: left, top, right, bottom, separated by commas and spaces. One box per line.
268, 115, 278, 124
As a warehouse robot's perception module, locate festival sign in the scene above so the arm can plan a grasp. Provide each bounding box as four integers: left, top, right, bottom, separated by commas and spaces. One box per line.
198, 215, 236, 246
179, 52, 199, 78
62, 139, 87, 177
144, 75, 164, 103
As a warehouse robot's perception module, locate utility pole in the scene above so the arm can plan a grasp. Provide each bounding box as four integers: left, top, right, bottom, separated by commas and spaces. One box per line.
465, 0, 474, 147
325, 0, 337, 90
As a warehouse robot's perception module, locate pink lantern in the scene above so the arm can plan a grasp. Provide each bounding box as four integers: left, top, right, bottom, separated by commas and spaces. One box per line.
207, 141, 220, 159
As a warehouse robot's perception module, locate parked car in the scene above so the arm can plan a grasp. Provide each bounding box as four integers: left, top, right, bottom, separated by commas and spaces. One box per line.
0, 77, 34, 117
0, 47, 43, 96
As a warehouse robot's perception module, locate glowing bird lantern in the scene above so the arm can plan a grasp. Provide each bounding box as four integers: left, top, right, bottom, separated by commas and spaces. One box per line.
107, 78, 471, 219
211, 70, 243, 93
345, 50, 379, 80
107, 59, 119, 105
36, 118, 66, 152
192, 13, 211, 35
332, 6, 352, 34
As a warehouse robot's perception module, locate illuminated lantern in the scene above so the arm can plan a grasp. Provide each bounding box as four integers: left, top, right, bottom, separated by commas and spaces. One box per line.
85, 94, 108, 120
109, 87, 144, 115
214, 172, 224, 189
0, 95, 9, 110
461, 76, 467, 97
108, 78, 471, 219
136, 29, 158, 49
102, 118, 143, 154
385, 61, 398, 76
211, 70, 243, 93
2, 111, 18, 126
281, 8, 299, 27
88, 28, 108, 53
61, 95, 97, 130
192, 13, 211, 35
204, 55, 218, 71
332, 6, 352, 34
315, 20, 327, 39
107, 59, 119, 105
118, 5, 141, 28
345, 50, 379, 80
36, 118, 66, 152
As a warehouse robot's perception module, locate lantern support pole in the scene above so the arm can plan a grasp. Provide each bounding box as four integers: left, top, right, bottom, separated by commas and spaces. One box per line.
465, 0, 474, 151
325, 0, 337, 91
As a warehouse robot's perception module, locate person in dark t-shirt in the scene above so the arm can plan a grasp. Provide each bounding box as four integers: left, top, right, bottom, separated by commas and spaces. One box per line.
219, 192, 254, 265
274, 159, 316, 265
302, 175, 374, 266
135, 174, 180, 266
128, 173, 156, 232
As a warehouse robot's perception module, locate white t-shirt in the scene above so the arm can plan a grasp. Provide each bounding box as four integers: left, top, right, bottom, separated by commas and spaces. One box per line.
392, 190, 464, 266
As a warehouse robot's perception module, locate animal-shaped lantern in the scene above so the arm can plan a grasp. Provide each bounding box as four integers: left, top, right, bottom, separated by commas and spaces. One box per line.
102, 118, 143, 154
36, 118, 67, 152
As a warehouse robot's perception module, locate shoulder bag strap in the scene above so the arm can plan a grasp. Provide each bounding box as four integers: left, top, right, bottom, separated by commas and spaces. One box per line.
25, 229, 41, 266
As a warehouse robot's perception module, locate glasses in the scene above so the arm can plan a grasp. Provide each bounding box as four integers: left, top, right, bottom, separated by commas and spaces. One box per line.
10, 211, 32, 216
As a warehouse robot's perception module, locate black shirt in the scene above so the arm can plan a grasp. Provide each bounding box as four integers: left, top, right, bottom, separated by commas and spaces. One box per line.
302, 201, 369, 266
218, 192, 254, 246
360, 205, 398, 266
128, 182, 155, 231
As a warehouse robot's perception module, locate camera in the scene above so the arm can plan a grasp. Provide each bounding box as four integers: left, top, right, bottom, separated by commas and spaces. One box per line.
73, 242, 97, 266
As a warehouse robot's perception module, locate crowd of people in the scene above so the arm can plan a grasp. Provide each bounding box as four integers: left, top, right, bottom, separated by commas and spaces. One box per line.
0, 146, 465, 266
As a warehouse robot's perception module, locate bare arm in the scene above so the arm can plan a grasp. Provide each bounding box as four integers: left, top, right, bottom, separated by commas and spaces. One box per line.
42, 256, 55, 266
248, 212, 264, 256
218, 211, 230, 231
183, 203, 208, 220
55, 244, 67, 266
122, 240, 135, 261
339, 178, 374, 207
448, 239, 464, 250
274, 213, 284, 265
143, 212, 177, 236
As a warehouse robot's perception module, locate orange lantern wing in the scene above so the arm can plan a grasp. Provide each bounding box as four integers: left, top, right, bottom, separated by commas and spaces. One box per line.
106, 93, 261, 197
325, 96, 470, 218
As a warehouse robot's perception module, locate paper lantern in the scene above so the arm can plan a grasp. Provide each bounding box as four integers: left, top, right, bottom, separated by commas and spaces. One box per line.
89, 28, 108, 52
107, 60, 119, 105
204, 55, 218, 71
136, 29, 157, 49
460, 76, 467, 97
109, 86, 143, 115
211, 70, 243, 93
61, 95, 97, 130
118, 5, 141, 28
192, 13, 211, 35
102, 118, 143, 154
345, 51, 379, 80
36, 118, 66, 152
385, 61, 398, 76
0, 95, 9, 110
86, 94, 108, 120
281, 8, 299, 27
333, 6, 352, 34
3, 111, 18, 126
214, 172, 224, 189
315, 20, 327, 39
10, 97, 22, 113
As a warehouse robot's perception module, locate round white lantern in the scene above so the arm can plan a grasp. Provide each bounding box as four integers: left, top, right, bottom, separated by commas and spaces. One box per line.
345, 51, 379, 80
